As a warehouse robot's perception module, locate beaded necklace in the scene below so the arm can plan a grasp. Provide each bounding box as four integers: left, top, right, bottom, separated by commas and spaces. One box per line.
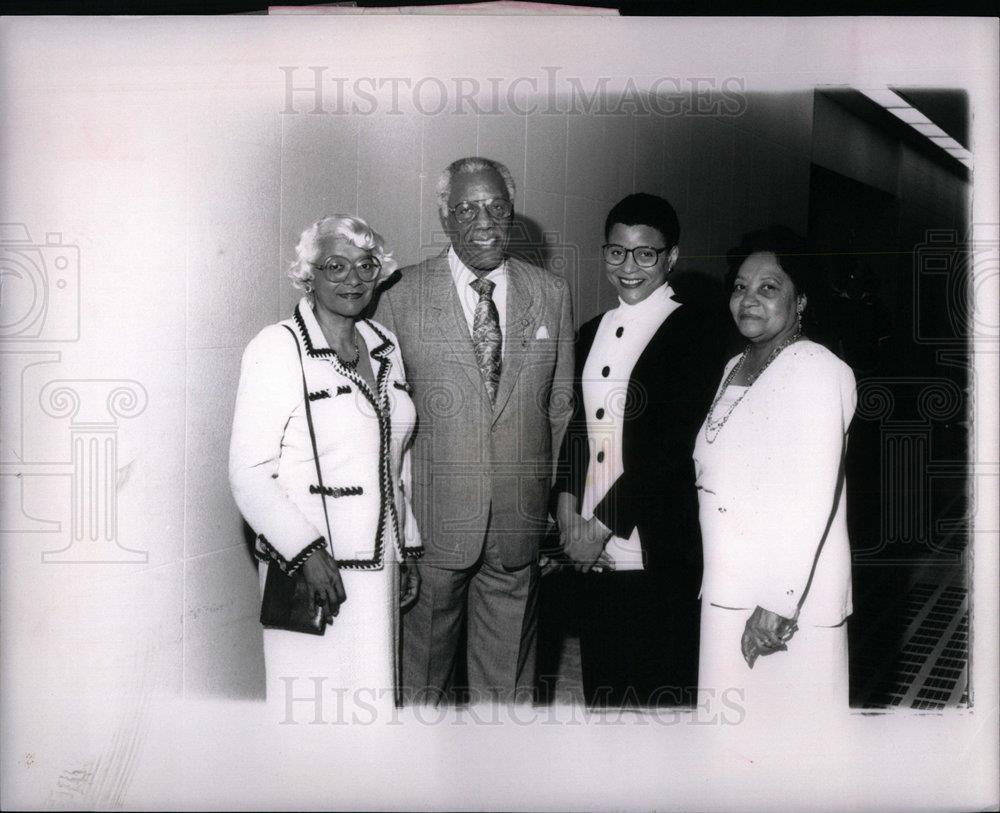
703, 331, 801, 444
314, 304, 362, 370
334, 336, 361, 370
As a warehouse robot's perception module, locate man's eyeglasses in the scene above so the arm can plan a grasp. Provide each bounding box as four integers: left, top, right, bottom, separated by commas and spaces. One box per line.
448, 198, 514, 223
309, 255, 382, 283
602, 244, 669, 268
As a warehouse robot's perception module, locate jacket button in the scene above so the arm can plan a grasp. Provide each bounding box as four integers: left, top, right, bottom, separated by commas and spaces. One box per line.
596, 451, 605, 463
596, 408, 605, 419
601, 366, 610, 377
615, 327, 624, 338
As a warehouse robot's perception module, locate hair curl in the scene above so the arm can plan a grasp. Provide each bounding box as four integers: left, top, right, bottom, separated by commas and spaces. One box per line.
288, 214, 398, 293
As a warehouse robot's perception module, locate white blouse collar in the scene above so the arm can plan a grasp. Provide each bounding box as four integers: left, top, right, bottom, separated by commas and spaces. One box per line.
613, 282, 678, 322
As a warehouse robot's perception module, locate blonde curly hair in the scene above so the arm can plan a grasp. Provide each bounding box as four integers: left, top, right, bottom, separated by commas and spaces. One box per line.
288, 214, 399, 293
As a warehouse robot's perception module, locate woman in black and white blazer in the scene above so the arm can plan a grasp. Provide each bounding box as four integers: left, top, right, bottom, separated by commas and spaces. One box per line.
554, 194, 730, 708
229, 215, 422, 709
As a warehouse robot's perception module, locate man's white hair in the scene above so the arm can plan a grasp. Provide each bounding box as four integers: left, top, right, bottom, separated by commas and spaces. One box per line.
436, 157, 516, 219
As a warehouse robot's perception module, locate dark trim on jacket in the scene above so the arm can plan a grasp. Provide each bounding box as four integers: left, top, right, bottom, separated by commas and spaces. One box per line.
552, 295, 730, 594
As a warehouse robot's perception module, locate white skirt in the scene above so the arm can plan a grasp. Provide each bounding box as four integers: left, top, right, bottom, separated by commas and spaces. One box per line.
698, 602, 849, 716
260, 559, 398, 722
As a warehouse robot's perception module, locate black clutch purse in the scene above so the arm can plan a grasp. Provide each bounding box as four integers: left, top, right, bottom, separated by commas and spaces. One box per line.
256, 326, 338, 636
260, 558, 327, 636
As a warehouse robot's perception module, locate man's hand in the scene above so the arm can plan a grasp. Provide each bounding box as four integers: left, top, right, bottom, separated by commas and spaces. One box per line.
399, 557, 421, 611
538, 553, 561, 577
741, 605, 797, 668
300, 547, 346, 625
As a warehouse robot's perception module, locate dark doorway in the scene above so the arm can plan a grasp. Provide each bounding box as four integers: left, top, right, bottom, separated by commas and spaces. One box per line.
808, 164, 970, 708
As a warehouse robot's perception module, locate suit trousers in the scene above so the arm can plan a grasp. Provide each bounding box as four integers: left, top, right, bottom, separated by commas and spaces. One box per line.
402, 532, 539, 704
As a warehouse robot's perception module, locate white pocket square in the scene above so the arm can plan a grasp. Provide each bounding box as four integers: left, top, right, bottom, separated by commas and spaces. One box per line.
535, 325, 550, 340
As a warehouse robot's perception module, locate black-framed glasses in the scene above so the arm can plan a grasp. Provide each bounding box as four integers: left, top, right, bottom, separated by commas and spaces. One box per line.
602, 244, 669, 268
448, 198, 514, 223
309, 255, 382, 283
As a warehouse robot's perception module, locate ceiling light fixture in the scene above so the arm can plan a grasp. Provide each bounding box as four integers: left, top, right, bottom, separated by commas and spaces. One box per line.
858, 86, 972, 169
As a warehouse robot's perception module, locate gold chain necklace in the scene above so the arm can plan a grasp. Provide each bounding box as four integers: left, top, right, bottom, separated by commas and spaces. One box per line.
704, 333, 801, 444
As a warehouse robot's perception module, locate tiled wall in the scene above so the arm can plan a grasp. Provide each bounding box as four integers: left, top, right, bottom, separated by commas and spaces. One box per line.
10, 82, 964, 703
0, 85, 814, 703
279, 91, 815, 332
194, 88, 818, 698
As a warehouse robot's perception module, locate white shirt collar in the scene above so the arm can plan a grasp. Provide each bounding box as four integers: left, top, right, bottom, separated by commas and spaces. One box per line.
447, 245, 507, 288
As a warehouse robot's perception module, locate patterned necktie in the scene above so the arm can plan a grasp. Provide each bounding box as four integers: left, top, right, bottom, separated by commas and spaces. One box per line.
470, 277, 502, 404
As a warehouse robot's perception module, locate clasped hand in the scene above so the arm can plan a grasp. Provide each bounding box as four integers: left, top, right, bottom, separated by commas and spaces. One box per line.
300, 548, 346, 625
741, 605, 798, 668
556, 493, 613, 573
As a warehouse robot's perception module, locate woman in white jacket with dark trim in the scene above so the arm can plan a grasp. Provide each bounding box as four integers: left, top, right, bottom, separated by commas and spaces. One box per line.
694, 225, 857, 713
229, 215, 422, 710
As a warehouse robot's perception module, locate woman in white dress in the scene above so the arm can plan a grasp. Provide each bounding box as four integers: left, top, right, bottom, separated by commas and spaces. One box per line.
694, 225, 857, 712
229, 215, 422, 713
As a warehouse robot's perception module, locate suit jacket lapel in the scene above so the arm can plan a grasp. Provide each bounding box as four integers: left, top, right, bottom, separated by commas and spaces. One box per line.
422, 255, 490, 403
492, 258, 539, 421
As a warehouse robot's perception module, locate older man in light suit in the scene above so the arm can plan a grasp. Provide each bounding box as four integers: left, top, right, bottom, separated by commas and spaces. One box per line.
375, 156, 574, 703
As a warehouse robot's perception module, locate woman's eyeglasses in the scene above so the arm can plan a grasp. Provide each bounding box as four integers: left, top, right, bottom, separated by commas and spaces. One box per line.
448, 198, 514, 223
310, 255, 382, 283
602, 244, 668, 268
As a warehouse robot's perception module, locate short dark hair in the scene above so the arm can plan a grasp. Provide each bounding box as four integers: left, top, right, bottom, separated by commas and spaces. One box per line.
604, 193, 680, 249
725, 224, 815, 300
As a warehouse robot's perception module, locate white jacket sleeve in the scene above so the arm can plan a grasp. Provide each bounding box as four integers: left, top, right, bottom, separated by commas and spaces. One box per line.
228, 326, 326, 571
749, 352, 856, 619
